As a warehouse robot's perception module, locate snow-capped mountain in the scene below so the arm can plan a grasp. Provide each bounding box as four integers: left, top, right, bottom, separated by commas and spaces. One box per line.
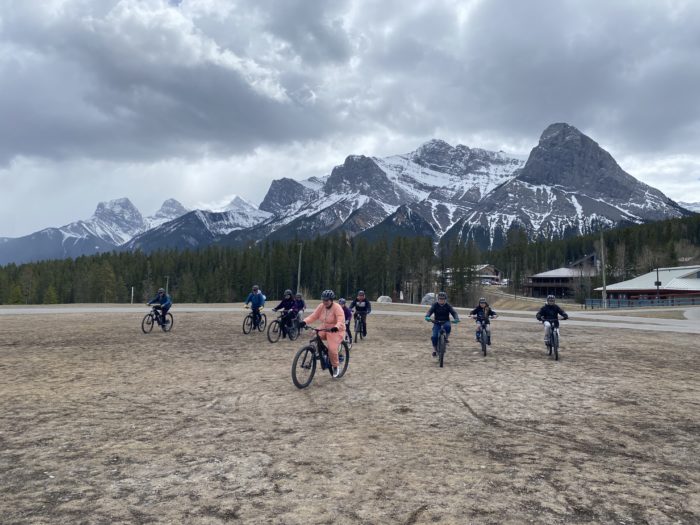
679, 201, 700, 213
0, 198, 189, 265
437, 123, 689, 248
124, 195, 272, 252
1, 123, 691, 265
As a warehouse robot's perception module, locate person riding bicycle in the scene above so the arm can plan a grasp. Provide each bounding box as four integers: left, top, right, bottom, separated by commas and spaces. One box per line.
536, 295, 569, 346
294, 292, 306, 323
244, 284, 266, 329
469, 297, 498, 344
272, 289, 298, 336
147, 287, 172, 326
424, 291, 460, 357
338, 298, 353, 343
349, 290, 372, 337
298, 290, 345, 378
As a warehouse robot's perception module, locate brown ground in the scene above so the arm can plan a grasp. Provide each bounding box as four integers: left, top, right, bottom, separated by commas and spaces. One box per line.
1, 310, 698, 524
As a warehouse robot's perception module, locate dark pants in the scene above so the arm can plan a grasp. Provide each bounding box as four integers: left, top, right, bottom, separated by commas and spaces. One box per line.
431, 321, 451, 347
252, 307, 261, 327
355, 312, 368, 335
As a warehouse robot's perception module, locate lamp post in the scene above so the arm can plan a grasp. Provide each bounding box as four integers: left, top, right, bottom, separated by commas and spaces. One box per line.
165, 275, 170, 295
655, 266, 661, 301
296, 243, 303, 293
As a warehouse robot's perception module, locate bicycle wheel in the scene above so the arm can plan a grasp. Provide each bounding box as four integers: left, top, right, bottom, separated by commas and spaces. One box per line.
354, 318, 363, 342
335, 341, 350, 378
242, 314, 253, 334
161, 313, 174, 332
257, 313, 267, 332
287, 322, 299, 341
292, 346, 317, 388
552, 330, 559, 361
438, 332, 446, 368
141, 313, 154, 334
267, 320, 281, 343
480, 329, 488, 356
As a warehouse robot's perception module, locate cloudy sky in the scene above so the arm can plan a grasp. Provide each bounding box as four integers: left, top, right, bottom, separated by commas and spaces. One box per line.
1, 0, 699, 237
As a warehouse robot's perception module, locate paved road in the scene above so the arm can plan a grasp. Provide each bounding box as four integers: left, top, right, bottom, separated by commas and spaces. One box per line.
2, 304, 700, 335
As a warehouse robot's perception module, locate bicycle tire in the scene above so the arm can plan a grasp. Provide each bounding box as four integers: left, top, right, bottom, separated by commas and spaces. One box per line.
438, 332, 446, 368
141, 313, 154, 334
161, 312, 174, 332
480, 328, 488, 356
354, 318, 363, 342
267, 320, 281, 343
552, 330, 559, 361
292, 346, 317, 389
242, 314, 253, 334
287, 322, 299, 341
257, 313, 267, 332
334, 341, 350, 378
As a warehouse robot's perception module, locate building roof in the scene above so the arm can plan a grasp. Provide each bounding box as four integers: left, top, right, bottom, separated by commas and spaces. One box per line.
532, 267, 595, 278
595, 265, 700, 292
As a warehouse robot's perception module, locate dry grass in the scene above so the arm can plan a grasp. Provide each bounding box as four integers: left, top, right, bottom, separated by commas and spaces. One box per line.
1, 311, 698, 524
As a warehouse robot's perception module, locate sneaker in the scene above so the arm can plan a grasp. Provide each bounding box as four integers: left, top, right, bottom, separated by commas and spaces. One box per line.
544, 339, 550, 346
432, 351, 437, 358
332, 367, 340, 378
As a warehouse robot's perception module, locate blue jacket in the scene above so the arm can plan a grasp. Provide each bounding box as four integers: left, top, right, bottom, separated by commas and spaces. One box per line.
273, 297, 297, 312
148, 293, 172, 308
245, 291, 265, 309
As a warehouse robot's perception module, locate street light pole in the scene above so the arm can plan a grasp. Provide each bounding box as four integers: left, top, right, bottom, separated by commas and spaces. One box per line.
296, 243, 303, 293
165, 275, 170, 295
655, 266, 661, 301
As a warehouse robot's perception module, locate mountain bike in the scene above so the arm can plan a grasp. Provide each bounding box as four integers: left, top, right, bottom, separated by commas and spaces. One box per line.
141, 305, 173, 334
427, 319, 453, 368
353, 312, 366, 342
267, 310, 299, 343
291, 328, 350, 388
243, 307, 266, 334
471, 315, 496, 356
543, 319, 562, 361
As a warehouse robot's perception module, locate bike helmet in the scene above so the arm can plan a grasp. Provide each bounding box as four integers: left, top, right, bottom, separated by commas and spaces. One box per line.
437, 291, 447, 300
295, 292, 302, 299
357, 290, 365, 296
338, 298, 346, 305
283, 289, 292, 297
252, 284, 259, 291
546, 294, 555, 304
479, 297, 486, 304
321, 289, 335, 300
158, 288, 165, 293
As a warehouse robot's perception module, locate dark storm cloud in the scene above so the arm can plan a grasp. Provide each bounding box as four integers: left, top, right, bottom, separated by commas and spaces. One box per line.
1, 0, 700, 236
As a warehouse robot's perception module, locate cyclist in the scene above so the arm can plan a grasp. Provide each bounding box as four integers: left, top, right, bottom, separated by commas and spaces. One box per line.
244, 284, 266, 329
294, 292, 306, 323
298, 290, 345, 378
147, 287, 172, 326
424, 291, 460, 357
272, 289, 298, 337
469, 297, 498, 344
349, 290, 372, 337
536, 295, 569, 346
338, 298, 353, 343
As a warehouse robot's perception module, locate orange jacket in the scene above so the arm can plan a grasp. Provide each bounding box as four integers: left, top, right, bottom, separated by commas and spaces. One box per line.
304, 302, 346, 332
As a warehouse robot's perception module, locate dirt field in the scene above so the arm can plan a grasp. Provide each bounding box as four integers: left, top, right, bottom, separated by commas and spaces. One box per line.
1, 309, 698, 524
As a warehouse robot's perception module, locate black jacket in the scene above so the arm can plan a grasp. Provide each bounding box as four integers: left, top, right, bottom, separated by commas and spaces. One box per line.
426, 302, 459, 322
469, 305, 497, 324
536, 304, 568, 322
350, 298, 372, 314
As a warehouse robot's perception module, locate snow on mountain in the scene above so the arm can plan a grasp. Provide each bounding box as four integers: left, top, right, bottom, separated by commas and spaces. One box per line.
145, 199, 190, 229
679, 201, 700, 213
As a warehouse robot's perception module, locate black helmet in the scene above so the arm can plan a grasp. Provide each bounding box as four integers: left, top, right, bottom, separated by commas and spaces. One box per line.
546, 294, 555, 304
321, 289, 335, 300
357, 290, 365, 296
437, 291, 447, 300
295, 292, 302, 299
284, 289, 292, 297
479, 297, 486, 304
158, 288, 165, 293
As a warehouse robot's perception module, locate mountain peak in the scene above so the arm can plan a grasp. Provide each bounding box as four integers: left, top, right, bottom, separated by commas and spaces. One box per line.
224, 195, 258, 213
93, 198, 143, 225
153, 199, 188, 218
539, 122, 585, 143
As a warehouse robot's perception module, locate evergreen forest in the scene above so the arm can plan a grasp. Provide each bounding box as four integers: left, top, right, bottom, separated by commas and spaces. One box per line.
1, 214, 698, 307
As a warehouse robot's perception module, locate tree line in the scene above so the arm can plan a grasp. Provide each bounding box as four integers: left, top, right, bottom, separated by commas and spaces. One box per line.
0, 213, 698, 307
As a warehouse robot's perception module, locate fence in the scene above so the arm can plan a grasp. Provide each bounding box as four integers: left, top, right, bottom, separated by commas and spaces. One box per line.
586, 296, 700, 309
